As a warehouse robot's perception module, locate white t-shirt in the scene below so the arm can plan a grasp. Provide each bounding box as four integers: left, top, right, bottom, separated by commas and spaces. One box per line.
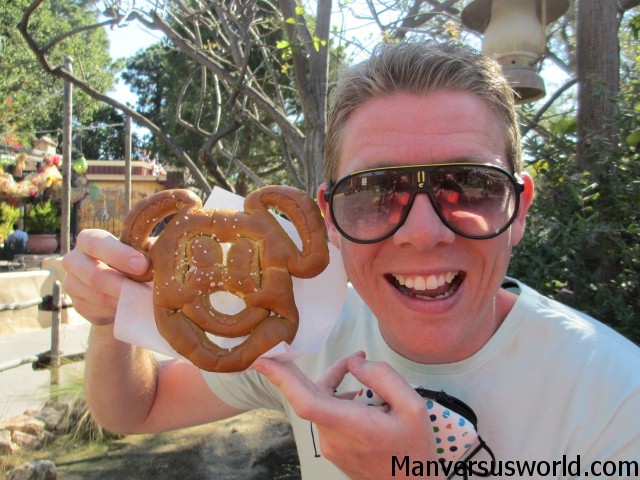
203, 280, 640, 479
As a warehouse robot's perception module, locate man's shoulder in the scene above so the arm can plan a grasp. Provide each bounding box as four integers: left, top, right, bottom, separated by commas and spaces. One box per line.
513, 279, 640, 364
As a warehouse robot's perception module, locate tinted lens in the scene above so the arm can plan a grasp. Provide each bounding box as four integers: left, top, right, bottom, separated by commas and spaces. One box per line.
430, 165, 518, 238
328, 164, 521, 243
330, 170, 412, 242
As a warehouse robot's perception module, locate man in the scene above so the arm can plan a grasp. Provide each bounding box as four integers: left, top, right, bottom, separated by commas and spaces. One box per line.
3, 221, 29, 258
62, 41, 640, 479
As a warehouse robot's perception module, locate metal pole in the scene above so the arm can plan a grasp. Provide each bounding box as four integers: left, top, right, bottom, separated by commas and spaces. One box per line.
0, 356, 39, 373
50, 281, 62, 398
50, 281, 61, 367
124, 115, 132, 213
60, 56, 73, 255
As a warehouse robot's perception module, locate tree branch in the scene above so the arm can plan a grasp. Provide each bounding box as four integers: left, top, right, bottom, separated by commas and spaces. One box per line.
521, 78, 578, 137
140, 9, 305, 155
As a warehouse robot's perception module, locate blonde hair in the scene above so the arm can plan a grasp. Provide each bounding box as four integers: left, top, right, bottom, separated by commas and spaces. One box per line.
324, 41, 522, 181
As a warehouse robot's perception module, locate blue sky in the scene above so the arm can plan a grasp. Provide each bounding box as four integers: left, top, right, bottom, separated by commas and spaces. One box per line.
107, 21, 161, 104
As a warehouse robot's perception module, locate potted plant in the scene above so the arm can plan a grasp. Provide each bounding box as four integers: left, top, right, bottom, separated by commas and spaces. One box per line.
25, 199, 61, 254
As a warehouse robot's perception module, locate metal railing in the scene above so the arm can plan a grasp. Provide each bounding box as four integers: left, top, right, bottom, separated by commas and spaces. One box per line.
0, 281, 84, 375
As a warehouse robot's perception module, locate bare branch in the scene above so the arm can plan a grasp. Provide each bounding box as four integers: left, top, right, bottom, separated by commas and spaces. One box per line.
139, 9, 305, 148
402, 0, 461, 27
521, 78, 578, 137
40, 19, 115, 54
176, 67, 212, 136
215, 144, 266, 188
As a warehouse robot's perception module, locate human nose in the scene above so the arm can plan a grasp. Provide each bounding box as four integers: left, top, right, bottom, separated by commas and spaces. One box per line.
391, 193, 456, 248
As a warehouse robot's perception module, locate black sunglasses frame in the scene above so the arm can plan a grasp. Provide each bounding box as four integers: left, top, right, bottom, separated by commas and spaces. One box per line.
323, 163, 525, 244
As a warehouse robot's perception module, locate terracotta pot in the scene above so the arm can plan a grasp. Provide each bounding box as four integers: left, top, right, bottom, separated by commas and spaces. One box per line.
27, 234, 59, 254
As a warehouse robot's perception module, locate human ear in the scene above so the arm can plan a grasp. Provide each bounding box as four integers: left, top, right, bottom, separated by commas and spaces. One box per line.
317, 183, 341, 249
511, 172, 535, 246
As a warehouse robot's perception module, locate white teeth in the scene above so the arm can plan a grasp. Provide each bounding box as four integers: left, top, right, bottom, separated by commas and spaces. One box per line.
393, 272, 458, 292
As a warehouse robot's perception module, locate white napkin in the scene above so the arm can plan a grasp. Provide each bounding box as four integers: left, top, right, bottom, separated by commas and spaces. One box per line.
114, 187, 347, 365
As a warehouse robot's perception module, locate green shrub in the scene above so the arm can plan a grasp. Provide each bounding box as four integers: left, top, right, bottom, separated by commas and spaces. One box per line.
0, 202, 20, 242
25, 199, 61, 234
509, 110, 640, 343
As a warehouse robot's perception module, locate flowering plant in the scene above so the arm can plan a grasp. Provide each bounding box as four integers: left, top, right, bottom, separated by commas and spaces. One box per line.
0, 153, 63, 206
43, 155, 62, 168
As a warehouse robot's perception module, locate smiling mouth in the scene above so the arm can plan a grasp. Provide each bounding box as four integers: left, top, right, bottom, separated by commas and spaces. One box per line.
387, 271, 464, 300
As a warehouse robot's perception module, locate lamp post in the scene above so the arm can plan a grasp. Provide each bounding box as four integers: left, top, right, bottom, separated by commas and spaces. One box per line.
461, 0, 569, 103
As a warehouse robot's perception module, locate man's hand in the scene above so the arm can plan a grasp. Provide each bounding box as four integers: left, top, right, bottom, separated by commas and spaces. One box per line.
253, 353, 440, 479
62, 229, 149, 325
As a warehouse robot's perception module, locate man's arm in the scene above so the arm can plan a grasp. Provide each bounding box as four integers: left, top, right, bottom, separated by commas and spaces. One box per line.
84, 323, 243, 434
63, 229, 245, 435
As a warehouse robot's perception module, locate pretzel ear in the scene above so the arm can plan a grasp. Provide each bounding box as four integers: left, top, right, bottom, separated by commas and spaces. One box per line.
120, 189, 202, 282
244, 185, 328, 278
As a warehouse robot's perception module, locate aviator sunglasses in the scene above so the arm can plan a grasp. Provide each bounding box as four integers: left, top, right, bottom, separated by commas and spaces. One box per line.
323, 163, 525, 244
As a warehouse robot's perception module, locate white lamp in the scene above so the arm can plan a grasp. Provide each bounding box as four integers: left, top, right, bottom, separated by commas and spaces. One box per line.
461, 0, 569, 103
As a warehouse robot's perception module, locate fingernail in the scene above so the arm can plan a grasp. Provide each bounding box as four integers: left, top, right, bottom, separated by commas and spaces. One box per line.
128, 256, 148, 274
349, 354, 365, 370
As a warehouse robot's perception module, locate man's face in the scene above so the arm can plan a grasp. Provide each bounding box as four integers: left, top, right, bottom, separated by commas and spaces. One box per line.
318, 90, 533, 364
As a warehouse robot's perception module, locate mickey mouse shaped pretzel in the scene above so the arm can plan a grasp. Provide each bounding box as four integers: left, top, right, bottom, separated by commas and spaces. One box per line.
119, 186, 329, 372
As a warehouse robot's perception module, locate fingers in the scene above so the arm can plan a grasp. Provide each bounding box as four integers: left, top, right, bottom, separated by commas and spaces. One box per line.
254, 353, 420, 421
255, 352, 437, 477
316, 350, 366, 393
62, 250, 124, 323
62, 229, 149, 325
252, 357, 323, 411
74, 229, 149, 276
257, 353, 438, 477
347, 355, 425, 418
253, 352, 366, 424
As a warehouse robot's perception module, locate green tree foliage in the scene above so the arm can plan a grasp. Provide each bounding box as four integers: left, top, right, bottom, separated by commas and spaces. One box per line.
510, 125, 640, 343
0, 0, 116, 149
78, 106, 140, 160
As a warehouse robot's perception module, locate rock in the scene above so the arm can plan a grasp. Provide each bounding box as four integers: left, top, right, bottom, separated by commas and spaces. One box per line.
55, 399, 85, 434
3, 415, 46, 436
8, 459, 57, 480
42, 400, 69, 414
11, 431, 43, 450
0, 429, 16, 455
34, 406, 64, 432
